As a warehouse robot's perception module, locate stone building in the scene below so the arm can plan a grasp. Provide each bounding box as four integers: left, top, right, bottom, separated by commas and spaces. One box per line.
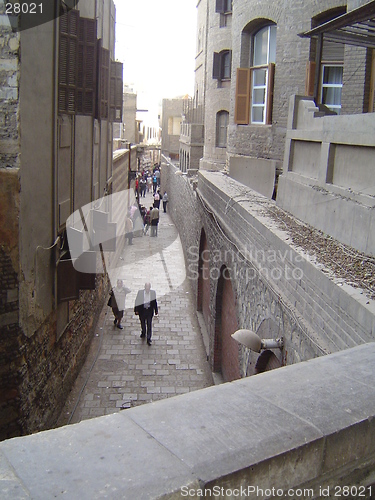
161, 97, 185, 164
0, 0, 124, 439
162, 0, 375, 382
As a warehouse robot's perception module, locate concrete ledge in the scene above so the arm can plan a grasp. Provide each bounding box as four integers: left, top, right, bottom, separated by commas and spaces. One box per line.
1, 344, 375, 499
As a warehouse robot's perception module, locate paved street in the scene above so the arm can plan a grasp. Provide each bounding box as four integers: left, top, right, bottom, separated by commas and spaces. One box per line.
57, 190, 213, 427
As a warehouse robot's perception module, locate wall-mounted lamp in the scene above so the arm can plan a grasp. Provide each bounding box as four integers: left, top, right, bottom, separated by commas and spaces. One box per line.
231, 329, 284, 353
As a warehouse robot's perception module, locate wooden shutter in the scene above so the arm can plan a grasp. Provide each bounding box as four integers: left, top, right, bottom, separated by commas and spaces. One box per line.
77, 17, 97, 115
58, 9, 79, 114
305, 61, 316, 97
216, 0, 225, 13
97, 42, 110, 120
110, 60, 123, 123
266, 62, 275, 125
234, 68, 250, 124
213, 52, 221, 79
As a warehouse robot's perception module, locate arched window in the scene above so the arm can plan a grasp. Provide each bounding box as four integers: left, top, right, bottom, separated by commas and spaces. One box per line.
234, 22, 276, 125
213, 50, 232, 81
216, 110, 229, 147
251, 25, 277, 124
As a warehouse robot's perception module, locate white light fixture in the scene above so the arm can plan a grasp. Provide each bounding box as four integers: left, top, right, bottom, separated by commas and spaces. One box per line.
231, 329, 284, 353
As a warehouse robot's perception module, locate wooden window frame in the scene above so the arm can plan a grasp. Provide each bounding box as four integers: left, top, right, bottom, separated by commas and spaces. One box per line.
216, 110, 229, 147
213, 50, 232, 80
234, 63, 275, 125
97, 41, 110, 120
216, 0, 232, 14
110, 60, 123, 123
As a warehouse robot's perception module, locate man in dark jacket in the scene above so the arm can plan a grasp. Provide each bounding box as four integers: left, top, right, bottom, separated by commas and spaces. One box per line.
134, 283, 158, 345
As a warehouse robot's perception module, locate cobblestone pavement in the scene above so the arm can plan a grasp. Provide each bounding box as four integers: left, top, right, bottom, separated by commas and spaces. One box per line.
57, 190, 213, 427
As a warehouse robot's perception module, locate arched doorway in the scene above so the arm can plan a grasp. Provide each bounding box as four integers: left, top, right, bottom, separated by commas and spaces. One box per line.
214, 266, 240, 382
197, 230, 210, 328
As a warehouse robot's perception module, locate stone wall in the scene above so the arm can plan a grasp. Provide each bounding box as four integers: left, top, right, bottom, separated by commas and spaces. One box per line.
0, 6, 19, 169
162, 162, 375, 376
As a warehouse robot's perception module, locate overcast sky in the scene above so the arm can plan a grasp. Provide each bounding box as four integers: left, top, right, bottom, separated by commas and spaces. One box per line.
113, 0, 197, 127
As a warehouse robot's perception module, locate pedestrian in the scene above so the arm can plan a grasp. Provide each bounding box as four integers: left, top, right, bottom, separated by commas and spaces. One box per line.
150, 205, 159, 237
108, 279, 131, 330
162, 191, 168, 213
143, 206, 152, 235
153, 190, 160, 209
147, 174, 152, 193
134, 282, 158, 345
152, 174, 157, 194
125, 212, 133, 245
140, 178, 146, 197
154, 167, 160, 187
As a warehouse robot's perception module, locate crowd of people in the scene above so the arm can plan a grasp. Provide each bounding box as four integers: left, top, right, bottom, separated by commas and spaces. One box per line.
109, 164, 165, 344
129, 164, 169, 240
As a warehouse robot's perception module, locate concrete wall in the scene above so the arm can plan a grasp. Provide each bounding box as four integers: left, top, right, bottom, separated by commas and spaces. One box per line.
277, 96, 375, 256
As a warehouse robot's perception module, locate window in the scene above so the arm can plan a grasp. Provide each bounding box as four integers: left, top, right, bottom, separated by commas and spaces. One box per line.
216, 111, 229, 147
168, 116, 182, 136
251, 25, 276, 124
321, 64, 343, 113
319, 41, 344, 114
215, 0, 232, 14
213, 50, 232, 80
234, 24, 276, 125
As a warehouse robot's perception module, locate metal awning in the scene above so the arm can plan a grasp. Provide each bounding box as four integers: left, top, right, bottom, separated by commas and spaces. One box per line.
299, 0, 375, 48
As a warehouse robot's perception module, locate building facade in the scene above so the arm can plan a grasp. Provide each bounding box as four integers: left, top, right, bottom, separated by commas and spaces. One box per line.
0, 0, 124, 439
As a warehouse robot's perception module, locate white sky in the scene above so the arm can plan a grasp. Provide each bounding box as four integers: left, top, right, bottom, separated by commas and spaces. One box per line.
113, 0, 197, 128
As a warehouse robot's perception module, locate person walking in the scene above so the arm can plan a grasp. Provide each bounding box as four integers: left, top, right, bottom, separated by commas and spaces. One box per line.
150, 206, 159, 237
134, 282, 158, 345
152, 174, 157, 194
125, 212, 133, 245
153, 190, 160, 209
108, 279, 131, 330
162, 191, 168, 213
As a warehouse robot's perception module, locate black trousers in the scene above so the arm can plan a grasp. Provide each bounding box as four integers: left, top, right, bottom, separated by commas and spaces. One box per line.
140, 313, 153, 341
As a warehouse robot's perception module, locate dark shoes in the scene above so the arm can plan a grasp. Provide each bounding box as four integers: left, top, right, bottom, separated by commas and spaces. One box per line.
147, 339, 152, 346
114, 319, 117, 326
140, 333, 146, 339
116, 324, 123, 329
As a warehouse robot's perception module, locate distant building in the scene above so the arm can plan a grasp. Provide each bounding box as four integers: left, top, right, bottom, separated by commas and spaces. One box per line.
161, 97, 186, 163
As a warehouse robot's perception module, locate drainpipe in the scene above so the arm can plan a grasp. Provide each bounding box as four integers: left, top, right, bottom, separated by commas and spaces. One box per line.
53, 0, 59, 307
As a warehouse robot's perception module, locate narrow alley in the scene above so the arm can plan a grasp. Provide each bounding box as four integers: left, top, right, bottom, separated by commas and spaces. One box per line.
57, 189, 213, 427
